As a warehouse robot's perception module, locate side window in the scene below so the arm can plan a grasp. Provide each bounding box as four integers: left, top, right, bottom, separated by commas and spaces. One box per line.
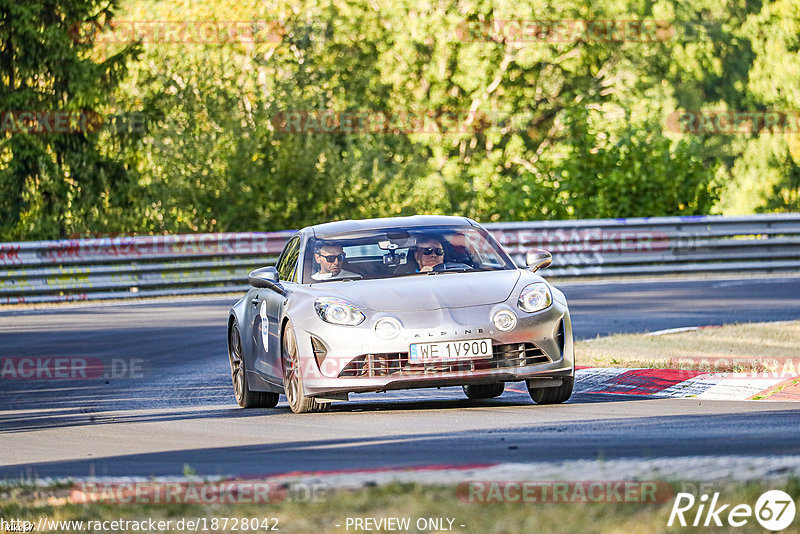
276, 237, 301, 281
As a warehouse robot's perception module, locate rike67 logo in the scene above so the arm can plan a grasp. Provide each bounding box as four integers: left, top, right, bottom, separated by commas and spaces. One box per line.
668, 490, 796, 531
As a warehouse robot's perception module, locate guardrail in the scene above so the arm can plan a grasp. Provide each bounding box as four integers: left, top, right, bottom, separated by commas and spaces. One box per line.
1, 213, 799, 304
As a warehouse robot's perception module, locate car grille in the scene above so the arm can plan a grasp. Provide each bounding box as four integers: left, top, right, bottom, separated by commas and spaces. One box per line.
338, 342, 550, 377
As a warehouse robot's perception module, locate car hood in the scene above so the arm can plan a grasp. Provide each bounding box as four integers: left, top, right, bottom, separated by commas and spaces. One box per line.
314, 270, 522, 312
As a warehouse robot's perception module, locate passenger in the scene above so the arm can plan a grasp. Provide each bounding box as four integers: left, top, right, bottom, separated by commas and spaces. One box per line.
312, 243, 358, 280
412, 236, 446, 272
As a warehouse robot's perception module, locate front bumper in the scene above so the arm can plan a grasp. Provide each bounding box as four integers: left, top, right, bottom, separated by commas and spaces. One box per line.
292, 301, 574, 397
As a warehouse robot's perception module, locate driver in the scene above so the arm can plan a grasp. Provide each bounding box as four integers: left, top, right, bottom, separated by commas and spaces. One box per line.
412, 236, 446, 272
312, 242, 358, 280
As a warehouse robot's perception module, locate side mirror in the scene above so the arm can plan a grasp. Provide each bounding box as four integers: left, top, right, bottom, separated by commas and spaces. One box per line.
525, 250, 552, 272
248, 266, 283, 291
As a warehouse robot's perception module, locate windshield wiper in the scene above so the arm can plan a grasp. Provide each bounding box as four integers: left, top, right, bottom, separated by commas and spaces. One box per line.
429, 262, 474, 274
316, 274, 363, 282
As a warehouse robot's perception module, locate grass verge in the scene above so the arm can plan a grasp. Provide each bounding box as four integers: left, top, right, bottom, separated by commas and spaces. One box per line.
576, 320, 800, 374
1, 479, 799, 534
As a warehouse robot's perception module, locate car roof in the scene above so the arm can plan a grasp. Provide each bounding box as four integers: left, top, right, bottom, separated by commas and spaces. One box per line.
309, 215, 475, 238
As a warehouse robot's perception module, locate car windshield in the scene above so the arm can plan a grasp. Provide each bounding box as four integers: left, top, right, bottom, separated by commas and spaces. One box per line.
303, 225, 515, 283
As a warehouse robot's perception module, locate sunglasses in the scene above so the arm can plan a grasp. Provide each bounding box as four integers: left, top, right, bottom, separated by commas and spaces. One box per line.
318, 253, 345, 262
416, 247, 444, 256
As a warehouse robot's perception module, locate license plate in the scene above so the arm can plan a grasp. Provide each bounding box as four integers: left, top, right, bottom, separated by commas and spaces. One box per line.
409, 338, 493, 364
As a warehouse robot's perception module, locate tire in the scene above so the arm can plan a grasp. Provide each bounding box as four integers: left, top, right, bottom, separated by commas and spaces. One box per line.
527, 376, 574, 405
463, 382, 505, 400
229, 323, 279, 408
282, 322, 329, 414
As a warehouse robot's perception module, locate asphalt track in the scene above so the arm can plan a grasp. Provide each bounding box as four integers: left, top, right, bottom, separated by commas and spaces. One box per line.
1, 274, 799, 480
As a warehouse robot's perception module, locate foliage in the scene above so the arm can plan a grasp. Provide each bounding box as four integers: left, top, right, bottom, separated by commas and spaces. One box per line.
488, 107, 721, 220
0, 0, 797, 240
0, 0, 140, 239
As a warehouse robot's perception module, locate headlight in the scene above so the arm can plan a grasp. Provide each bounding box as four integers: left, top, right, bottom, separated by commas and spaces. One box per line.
493, 310, 517, 332
314, 298, 365, 326
517, 283, 552, 313
375, 317, 402, 339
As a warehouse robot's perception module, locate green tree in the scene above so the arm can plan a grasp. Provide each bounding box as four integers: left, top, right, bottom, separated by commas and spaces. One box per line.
0, 0, 140, 239
741, 0, 800, 213
8, 0, 789, 240
110, 0, 437, 233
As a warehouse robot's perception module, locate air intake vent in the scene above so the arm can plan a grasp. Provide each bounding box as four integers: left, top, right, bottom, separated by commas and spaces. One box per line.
310, 336, 328, 368
338, 343, 551, 377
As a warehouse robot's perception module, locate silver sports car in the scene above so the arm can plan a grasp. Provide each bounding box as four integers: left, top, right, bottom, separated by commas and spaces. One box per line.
227, 215, 574, 413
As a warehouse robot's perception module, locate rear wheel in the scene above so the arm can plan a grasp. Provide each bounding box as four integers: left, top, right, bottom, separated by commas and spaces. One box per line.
462, 382, 505, 400
527, 376, 574, 405
229, 323, 279, 408
282, 322, 329, 414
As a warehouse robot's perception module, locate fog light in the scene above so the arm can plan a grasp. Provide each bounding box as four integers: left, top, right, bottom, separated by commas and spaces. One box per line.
493, 310, 517, 332
375, 317, 402, 339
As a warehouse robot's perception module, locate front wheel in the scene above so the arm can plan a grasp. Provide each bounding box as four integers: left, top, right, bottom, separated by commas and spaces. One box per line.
282, 322, 329, 414
527, 376, 574, 405
229, 323, 279, 408
463, 382, 505, 399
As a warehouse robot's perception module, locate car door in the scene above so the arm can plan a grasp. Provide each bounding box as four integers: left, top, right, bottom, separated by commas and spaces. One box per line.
250, 235, 301, 386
